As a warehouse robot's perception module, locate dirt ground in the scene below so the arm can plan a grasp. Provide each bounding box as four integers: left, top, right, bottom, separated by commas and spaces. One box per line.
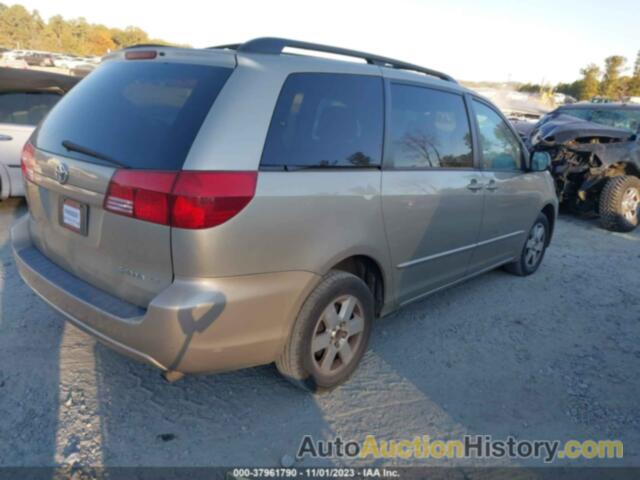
0, 197, 639, 468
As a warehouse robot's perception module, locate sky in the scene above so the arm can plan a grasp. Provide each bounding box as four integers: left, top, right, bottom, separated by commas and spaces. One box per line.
13, 0, 640, 84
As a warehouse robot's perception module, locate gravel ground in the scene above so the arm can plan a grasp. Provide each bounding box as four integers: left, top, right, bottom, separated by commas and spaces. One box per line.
0, 197, 639, 469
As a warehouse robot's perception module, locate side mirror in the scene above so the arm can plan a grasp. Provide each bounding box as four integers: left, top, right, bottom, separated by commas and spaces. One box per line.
530, 151, 551, 172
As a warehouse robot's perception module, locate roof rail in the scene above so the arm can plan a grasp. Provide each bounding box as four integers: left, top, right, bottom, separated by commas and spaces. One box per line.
209, 37, 456, 83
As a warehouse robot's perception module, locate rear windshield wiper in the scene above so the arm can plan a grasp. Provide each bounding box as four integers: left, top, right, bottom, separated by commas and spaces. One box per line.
61, 140, 129, 169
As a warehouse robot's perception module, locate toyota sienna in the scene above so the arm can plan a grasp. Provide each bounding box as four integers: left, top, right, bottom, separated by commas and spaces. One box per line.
12, 38, 558, 391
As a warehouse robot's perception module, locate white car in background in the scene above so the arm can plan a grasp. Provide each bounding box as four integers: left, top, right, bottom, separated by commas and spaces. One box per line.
0, 68, 78, 199
52, 55, 72, 68
54, 55, 99, 76
53, 55, 84, 70
2, 50, 28, 61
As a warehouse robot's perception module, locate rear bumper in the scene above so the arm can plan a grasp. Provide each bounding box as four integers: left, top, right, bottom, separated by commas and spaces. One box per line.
11, 214, 320, 374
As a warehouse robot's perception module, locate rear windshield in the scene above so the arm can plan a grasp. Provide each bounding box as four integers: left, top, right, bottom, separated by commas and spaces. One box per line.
35, 61, 232, 170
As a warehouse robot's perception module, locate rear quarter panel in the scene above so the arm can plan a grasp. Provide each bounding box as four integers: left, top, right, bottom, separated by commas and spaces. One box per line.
171, 170, 394, 301
176, 54, 394, 305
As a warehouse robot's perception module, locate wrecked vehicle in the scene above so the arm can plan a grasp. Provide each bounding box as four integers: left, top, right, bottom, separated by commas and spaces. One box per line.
527, 103, 640, 232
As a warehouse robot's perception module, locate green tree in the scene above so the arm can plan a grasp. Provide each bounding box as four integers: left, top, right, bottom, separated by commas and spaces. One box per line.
42, 14, 62, 49
555, 80, 583, 99
86, 25, 116, 55
0, 3, 8, 46
110, 26, 148, 48
629, 51, 640, 96
578, 64, 601, 100
0, 4, 43, 48
600, 55, 627, 99
628, 76, 640, 97
517, 83, 542, 94
0, 3, 182, 55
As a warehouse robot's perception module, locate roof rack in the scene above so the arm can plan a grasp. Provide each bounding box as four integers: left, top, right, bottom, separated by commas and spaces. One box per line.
213, 43, 242, 50
209, 37, 456, 84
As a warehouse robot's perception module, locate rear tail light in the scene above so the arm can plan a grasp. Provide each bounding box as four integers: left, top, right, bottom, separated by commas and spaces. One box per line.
21, 141, 36, 183
170, 172, 257, 229
104, 170, 257, 229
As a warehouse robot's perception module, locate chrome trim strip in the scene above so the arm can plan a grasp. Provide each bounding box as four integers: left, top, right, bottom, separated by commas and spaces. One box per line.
397, 230, 525, 269
399, 257, 516, 307
398, 243, 475, 269
475, 230, 525, 247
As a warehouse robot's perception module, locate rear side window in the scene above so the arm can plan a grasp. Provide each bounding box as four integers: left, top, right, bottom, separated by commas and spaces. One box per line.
388, 84, 473, 169
261, 73, 384, 168
558, 108, 592, 121
0, 92, 61, 126
35, 61, 232, 170
472, 100, 523, 171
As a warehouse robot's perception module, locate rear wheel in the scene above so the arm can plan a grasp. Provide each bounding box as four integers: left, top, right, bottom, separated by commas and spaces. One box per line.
599, 176, 640, 232
505, 213, 549, 276
276, 270, 373, 392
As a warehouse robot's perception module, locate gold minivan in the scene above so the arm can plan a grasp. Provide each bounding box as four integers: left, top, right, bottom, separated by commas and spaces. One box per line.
12, 38, 557, 391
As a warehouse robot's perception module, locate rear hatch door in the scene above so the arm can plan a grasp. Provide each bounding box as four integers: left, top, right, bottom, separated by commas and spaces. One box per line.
26, 52, 234, 307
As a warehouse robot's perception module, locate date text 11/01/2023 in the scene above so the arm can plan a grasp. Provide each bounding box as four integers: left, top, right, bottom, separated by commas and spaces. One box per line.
230, 467, 400, 478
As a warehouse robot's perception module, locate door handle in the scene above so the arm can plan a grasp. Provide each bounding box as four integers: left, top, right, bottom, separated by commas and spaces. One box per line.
486, 180, 498, 191
466, 178, 483, 192
0, 134, 13, 141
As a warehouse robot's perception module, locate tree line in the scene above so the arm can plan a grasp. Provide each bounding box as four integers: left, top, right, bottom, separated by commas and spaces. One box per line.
518, 52, 640, 101
0, 3, 185, 56
2, 1, 638, 101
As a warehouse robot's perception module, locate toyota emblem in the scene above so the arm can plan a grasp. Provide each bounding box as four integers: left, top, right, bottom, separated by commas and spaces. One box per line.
55, 162, 70, 185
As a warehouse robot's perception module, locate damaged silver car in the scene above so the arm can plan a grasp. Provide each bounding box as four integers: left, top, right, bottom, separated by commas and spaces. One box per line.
527, 103, 640, 232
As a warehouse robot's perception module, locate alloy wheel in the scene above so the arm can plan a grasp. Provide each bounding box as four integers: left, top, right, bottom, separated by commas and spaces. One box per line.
311, 295, 365, 376
524, 222, 546, 269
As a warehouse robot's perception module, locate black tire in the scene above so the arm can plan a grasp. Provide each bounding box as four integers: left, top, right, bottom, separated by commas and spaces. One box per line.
599, 175, 640, 232
504, 213, 550, 276
276, 270, 374, 393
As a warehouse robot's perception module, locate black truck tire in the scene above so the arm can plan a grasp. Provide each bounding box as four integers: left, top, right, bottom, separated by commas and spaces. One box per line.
599, 176, 640, 232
